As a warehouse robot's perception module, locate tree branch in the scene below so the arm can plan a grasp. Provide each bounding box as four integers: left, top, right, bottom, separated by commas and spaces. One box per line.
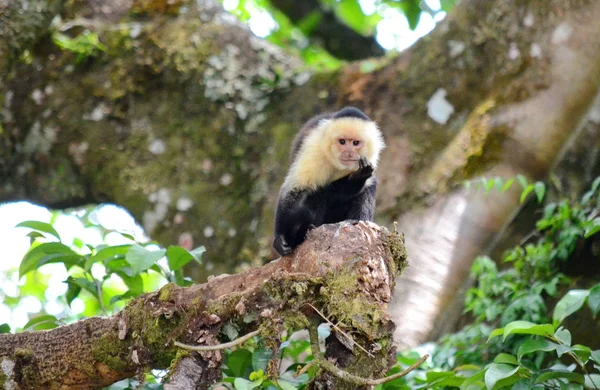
307, 322, 428, 386
174, 329, 261, 351
0, 221, 407, 390
268, 0, 384, 60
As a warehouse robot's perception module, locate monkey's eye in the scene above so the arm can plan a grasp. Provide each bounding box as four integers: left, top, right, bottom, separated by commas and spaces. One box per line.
339, 139, 346, 145
353, 140, 360, 146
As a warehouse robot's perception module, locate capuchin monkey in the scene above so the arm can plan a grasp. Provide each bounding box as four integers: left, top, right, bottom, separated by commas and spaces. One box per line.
272, 106, 385, 257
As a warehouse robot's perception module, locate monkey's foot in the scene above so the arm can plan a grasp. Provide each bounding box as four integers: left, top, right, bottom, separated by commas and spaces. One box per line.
273, 235, 293, 257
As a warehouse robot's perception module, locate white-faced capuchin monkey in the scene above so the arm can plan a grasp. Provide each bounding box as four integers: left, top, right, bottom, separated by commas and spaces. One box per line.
272, 106, 385, 257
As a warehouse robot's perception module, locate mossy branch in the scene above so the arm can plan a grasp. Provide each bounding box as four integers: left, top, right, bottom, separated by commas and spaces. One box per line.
307, 322, 428, 386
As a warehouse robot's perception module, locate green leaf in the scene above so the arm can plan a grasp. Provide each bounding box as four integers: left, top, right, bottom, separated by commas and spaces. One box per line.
591, 349, 600, 364
398, 0, 422, 30
484, 363, 520, 390
93, 245, 131, 264
517, 338, 557, 360
252, 348, 273, 372
190, 246, 205, 264
520, 185, 535, 204
296, 10, 321, 35
534, 369, 584, 385
23, 315, 59, 331
278, 372, 310, 387
0, 323, 10, 333
585, 374, 600, 389
224, 322, 239, 341
440, 0, 456, 12
571, 344, 591, 364
276, 379, 298, 390
510, 380, 531, 390
516, 174, 529, 189
494, 353, 518, 365
16, 220, 61, 240
65, 281, 82, 306
109, 291, 137, 305
554, 328, 572, 346
248, 369, 264, 382
585, 218, 600, 238
460, 369, 485, 389
125, 245, 165, 274
426, 371, 464, 387
502, 179, 515, 192
234, 377, 262, 390
19, 242, 80, 278
166, 246, 195, 272
533, 182, 546, 203
118, 273, 144, 295
334, 0, 380, 35
582, 177, 600, 204
553, 290, 590, 326
66, 276, 99, 298
496, 321, 555, 342
227, 349, 253, 378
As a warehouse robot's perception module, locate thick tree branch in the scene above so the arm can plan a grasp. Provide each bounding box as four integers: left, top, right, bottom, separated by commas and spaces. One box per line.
268, 0, 384, 60
0, 222, 406, 390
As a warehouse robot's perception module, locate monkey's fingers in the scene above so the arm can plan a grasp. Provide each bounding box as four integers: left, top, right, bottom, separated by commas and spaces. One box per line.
358, 157, 367, 170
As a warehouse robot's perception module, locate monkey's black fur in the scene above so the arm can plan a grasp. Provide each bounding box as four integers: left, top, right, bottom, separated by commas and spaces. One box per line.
272, 107, 378, 257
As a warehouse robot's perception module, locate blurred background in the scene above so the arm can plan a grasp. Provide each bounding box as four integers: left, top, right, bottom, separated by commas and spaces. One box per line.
1, 0, 600, 387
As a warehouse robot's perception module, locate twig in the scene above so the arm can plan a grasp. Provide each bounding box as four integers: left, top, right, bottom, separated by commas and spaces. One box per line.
303, 302, 374, 358
295, 362, 315, 377
307, 323, 428, 385
174, 329, 260, 352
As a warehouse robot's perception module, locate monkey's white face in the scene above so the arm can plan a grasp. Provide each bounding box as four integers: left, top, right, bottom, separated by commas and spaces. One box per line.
335, 137, 363, 168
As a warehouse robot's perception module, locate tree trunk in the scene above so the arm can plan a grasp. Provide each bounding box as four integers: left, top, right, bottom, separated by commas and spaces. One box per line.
0, 222, 406, 389
2, 0, 600, 349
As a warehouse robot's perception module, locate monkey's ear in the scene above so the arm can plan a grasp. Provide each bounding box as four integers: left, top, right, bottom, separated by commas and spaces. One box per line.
333, 107, 371, 121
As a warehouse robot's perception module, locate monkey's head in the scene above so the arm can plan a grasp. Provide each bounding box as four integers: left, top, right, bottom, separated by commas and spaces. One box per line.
320, 107, 385, 171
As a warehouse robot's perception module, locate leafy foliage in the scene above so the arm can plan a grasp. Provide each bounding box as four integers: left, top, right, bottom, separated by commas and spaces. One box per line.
14, 211, 203, 321
52, 30, 106, 63
464, 174, 547, 204
373, 176, 600, 389
222, 0, 456, 66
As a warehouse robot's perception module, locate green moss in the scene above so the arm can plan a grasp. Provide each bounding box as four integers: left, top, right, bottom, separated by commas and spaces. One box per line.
319, 270, 387, 340
385, 226, 408, 278
91, 333, 131, 371
158, 283, 176, 302
205, 292, 244, 316
116, 298, 181, 368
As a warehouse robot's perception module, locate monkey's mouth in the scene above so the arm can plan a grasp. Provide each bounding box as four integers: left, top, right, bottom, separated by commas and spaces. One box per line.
340, 159, 360, 166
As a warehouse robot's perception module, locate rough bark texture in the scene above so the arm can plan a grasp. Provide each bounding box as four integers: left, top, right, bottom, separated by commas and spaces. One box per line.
2, 0, 600, 349
0, 222, 407, 389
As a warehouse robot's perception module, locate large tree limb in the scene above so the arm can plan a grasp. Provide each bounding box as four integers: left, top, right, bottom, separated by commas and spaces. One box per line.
3, 0, 600, 350
0, 222, 406, 390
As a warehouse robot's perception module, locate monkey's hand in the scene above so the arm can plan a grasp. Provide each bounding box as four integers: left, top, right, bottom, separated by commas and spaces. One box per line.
273, 235, 292, 257
349, 157, 374, 182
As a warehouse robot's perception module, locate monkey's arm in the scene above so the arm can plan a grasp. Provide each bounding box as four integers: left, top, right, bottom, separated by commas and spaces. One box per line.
344, 178, 377, 221
327, 157, 374, 203
272, 190, 318, 256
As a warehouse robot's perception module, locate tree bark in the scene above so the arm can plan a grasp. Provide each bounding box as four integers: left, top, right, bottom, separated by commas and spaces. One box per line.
2, 0, 600, 349
0, 222, 406, 389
